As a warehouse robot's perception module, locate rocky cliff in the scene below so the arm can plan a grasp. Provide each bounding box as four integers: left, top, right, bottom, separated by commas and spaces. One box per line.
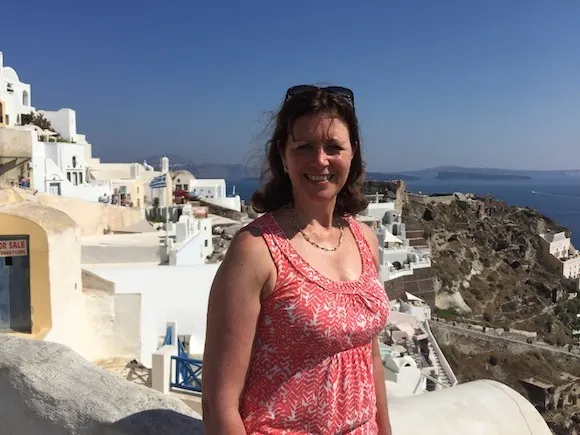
400, 192, 580, 433
403, 196, 580, 345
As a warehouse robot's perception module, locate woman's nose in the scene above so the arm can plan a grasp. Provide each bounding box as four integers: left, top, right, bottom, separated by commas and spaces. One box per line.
314, 148, 329, 166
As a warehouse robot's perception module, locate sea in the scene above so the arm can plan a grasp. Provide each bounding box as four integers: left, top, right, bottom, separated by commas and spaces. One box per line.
226, 177, 580, 246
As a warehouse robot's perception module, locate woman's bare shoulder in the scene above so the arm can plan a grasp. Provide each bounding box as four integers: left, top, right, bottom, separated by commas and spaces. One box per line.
219, 223, 274, 284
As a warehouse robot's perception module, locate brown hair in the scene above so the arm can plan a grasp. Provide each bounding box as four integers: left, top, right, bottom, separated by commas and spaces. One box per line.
251, 88, 368, 216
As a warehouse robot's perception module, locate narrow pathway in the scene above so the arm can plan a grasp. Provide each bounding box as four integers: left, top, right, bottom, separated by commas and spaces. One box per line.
431, 320, 580, 358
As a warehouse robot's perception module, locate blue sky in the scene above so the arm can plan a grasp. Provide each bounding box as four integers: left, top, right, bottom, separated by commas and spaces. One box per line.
2, 0, 579, 171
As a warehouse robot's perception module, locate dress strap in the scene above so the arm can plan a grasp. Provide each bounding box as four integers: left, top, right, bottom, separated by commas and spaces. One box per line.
246, 213, 291, 285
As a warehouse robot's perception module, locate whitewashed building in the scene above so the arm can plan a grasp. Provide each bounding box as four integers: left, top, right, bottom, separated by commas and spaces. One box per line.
0, 51, 33, 128
0, 51, 174, 207
358, 201, 431, 282
190, 178, 241, 212
539, 231, 580, 279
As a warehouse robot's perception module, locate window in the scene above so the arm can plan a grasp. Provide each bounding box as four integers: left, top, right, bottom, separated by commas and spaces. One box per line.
5, 256, 13, 266
67, 172, 72, 182
204, 240, 208, 247
79, 172, 83, 184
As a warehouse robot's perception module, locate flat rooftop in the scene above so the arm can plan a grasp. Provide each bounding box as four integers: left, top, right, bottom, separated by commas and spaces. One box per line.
81, 230, 172, 247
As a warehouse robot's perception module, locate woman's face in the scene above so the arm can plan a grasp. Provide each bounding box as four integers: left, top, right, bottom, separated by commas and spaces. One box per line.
282, 113, 353, 206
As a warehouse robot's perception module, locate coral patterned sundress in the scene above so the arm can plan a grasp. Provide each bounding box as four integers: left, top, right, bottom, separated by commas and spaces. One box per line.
241, 213, 390, 434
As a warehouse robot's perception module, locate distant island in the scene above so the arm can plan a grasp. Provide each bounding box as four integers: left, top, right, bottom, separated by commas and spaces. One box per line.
366, 172, 422, 181
436, 171, 532, 181
132, 155, 577, 181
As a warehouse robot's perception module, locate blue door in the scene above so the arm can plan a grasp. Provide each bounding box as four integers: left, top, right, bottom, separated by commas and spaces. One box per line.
0, 236, 31, 332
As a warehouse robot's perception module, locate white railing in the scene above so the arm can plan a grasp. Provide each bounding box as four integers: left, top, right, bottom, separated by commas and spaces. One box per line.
423, 320, 458, 387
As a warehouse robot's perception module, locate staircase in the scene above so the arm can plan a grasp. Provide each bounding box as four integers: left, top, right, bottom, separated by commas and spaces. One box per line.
427, 340, 452, 388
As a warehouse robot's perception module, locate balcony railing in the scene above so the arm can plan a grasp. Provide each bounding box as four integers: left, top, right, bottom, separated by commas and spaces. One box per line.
171, 355, 203, 393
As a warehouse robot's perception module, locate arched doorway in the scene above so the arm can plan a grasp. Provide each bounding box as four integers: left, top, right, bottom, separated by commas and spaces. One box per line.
0, 209, 54, 337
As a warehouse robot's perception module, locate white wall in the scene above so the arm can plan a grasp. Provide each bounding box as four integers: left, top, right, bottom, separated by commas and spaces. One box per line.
32, 141, 111, 201
402, 303, 431, 322
82, 245, 164, 265
203, 195, 241, 212
86, 263, 220, 367
43, 157, 110, 201
563, 256, 580, 279
389, 380, 551, 435
362, 202, 396, 219
0, 64, 33, 126
31, 141, 46, 190
171, 233, 205, 266
43, 141, 87, 183
39, 108, 77, 142
82, 290, 142, 361
550, 240, 570, 258
44, 226, 87, 355
384, 356, 425, 397
191, 179, 226, 199
173, 172, 195, 191
198, 217, 213, 259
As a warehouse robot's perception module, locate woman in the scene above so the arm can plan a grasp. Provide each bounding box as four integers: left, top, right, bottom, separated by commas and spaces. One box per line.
202, 85, 391, 434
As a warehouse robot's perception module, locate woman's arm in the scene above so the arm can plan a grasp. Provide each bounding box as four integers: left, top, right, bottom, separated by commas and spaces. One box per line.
373, 337, 392, 435
202, 227, 274, 434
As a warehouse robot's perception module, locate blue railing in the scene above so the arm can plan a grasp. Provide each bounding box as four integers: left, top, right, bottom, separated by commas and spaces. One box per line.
162, 324, 174, 346
163, 323, 203, 392
171, 355, 203, 392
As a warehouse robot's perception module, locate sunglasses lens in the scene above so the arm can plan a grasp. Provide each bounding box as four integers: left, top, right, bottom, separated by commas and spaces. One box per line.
324, 87, 354, 101
286, 85, 318, 98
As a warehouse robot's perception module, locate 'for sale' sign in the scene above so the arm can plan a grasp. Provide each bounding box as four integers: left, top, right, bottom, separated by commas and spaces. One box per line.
0, 239, 28, 257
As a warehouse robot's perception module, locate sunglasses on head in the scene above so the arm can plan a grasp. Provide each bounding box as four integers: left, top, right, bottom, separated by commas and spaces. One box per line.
284, 85, 355, 109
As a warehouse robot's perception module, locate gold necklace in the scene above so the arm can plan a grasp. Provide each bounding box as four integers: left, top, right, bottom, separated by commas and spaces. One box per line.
285, 205, 343, 252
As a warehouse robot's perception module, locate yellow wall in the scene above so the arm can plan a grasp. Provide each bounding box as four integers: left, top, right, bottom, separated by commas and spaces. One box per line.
0, 214, 51, 338
112, 179, 145, 209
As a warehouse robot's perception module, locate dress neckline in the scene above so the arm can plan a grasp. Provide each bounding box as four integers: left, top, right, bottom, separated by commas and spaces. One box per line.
265, 212, 375, 294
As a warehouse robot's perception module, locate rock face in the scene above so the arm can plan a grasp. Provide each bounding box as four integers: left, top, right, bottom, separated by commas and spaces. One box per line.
402, 197, 579, 344
0, 335, 203, 435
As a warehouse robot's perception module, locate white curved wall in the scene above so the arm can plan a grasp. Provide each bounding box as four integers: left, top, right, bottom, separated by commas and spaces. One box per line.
389, 379, 551, 435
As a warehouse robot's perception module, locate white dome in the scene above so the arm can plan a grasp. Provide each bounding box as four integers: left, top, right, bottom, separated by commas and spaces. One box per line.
2, 67, 20, 83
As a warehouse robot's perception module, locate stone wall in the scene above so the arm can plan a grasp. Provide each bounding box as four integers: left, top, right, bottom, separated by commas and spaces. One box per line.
0, 183, 142, 235
196, 199, 244, 221
430, 320, 580, 358
386, 267, 436, 306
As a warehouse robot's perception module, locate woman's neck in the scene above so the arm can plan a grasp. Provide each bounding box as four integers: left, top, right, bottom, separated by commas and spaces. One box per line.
291, 200, 337, 230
